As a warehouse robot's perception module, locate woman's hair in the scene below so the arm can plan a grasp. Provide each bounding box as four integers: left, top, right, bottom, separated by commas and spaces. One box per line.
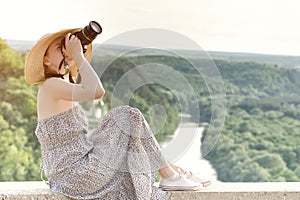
43, 65, 76, 83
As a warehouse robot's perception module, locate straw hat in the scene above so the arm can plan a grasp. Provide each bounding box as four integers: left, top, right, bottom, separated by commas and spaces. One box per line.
24, 28, 92, 84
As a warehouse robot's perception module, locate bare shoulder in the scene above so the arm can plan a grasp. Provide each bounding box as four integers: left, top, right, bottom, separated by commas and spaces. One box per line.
41, 77, 66, 89
39, 77, 76, 100
37, 79, 73, 120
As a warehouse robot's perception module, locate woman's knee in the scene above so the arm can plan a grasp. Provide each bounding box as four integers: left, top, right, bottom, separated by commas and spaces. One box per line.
111, 105, 143, 117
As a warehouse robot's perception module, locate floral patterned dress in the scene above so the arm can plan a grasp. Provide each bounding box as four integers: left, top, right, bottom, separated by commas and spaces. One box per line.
35, 104, 166, 200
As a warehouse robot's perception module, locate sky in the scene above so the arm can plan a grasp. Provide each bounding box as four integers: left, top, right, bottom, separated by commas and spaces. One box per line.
1, 0, 300, 56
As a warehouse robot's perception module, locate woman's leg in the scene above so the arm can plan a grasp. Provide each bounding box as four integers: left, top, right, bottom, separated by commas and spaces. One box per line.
159, 163, 187, 178
159, 163, 180, 178
90, 105, 168, 199
90, 105, 201, 195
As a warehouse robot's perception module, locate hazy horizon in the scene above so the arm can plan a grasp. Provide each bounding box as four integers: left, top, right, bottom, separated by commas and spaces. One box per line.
4, 38, 300, 58
2, 0, 300, 56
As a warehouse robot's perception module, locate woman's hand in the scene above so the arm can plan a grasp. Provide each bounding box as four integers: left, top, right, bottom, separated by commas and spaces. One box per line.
62, 33, 84, 65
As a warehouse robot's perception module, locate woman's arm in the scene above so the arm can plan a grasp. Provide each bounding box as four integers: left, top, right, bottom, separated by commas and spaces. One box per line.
42, 33, 105, 102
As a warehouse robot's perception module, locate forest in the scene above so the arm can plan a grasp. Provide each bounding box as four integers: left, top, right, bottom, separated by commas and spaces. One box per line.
1, 38, 300, 182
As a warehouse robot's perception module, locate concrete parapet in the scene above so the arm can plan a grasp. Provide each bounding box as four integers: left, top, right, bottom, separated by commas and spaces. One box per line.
167, 182, 300, 200
1, 181, 300, 200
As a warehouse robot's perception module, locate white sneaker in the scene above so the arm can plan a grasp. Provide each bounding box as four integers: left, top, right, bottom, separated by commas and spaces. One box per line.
184, 171, 213, 187
159, 174, 203, 191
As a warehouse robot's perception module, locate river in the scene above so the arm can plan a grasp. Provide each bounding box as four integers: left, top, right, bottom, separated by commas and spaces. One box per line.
159, 123, 218, 181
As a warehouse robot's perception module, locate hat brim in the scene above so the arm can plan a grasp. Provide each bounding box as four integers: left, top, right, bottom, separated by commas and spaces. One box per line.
25, 28, 92, 84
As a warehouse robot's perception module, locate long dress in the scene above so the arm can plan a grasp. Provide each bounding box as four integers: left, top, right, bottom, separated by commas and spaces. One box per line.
35, 103, 167, 200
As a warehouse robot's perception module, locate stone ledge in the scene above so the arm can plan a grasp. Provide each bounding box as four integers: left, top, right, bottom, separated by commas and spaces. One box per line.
0, 181, 69, 200
167, 182, 300, 200
1, 181, 300, 200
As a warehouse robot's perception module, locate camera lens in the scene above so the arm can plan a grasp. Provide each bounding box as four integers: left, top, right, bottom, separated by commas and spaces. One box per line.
61, 21, 102, 52
90, 21, 102, 35
80, 21, 102, 45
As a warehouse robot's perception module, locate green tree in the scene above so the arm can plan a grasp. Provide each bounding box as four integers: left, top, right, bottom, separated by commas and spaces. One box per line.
0, 39, 40, 181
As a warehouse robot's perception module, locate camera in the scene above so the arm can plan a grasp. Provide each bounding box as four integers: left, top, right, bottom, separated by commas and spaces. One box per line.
62, 21, 102, 53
